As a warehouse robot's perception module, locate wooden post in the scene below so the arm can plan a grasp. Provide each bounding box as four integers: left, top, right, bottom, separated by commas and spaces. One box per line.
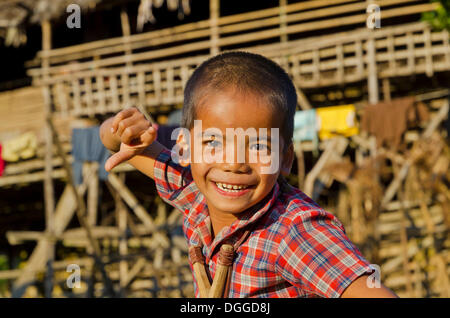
120, 7, 133, 112
278, 0, 289, 70
210, 0, 220, 55
336, 44, 344, 83
382, 78, 391, 102
291, 54, 311, 110
366, 0, 378, 104
115, 173, 128, 295
406, 31, 415, 74
47, 115, 116, 297
356, 39, 364, 78
387, 34, 396, 76
398, 186, 413, 297
279, 0, 288, 43
443, 28, 450, 67
41, 19, 55, 298
120, 8, 133, 68
87, 162, 99, 226
367, 34, 379, 104
85, 161, 98, 296
424, 25, 433, 77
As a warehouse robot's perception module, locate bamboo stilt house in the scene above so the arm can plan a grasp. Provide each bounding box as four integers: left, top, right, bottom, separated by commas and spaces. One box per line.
0, 0, 448, 298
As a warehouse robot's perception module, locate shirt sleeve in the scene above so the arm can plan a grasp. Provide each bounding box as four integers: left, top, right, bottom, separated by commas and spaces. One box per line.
275, 209, 374, 298
153, 148, 197, 214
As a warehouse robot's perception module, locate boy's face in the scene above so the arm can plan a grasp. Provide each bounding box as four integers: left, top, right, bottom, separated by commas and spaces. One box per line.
187, 89, 293, 217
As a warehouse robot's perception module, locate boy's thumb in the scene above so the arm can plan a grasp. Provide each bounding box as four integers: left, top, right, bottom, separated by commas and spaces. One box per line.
105, 149, 134, 172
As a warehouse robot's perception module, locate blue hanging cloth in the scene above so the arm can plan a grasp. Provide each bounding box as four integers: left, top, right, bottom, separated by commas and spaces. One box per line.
293, 109, 318, 143
71, 126, 110, 185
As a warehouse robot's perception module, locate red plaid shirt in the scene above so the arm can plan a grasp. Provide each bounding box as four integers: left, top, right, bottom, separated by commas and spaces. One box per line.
154, 149, 373, 298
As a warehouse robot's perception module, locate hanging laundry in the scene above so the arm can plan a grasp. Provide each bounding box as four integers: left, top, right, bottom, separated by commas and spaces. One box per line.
293, 109, 317, 143
316, 104, 358, 140
71, 126, 110, 185
360, 97, 430, 148
2, 132, 37, 162
0, 144, 4, 177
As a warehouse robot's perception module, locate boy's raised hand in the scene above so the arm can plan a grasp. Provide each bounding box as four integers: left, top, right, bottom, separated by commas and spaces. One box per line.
104, 107, 157, 172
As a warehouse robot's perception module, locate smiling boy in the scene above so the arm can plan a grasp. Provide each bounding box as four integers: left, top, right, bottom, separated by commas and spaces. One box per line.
100, 51, 397, 298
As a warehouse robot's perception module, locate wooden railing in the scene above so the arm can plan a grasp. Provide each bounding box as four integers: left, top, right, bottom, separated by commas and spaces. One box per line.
28, 0, 437, 81
42, 22, 449, 118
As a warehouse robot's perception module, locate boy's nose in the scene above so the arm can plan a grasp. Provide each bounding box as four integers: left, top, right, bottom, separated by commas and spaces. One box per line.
221, 161, 251, 174
220, 142, 251, 173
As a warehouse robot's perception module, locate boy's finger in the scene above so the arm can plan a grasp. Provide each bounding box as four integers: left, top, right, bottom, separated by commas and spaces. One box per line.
121, 122, 150, 145
140, 126, 157, 145
104, 149, 135, 172
115, 112, 145, 137
111, 108, 138, 134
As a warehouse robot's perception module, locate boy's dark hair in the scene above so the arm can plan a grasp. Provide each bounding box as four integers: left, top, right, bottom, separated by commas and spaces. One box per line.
181, 51, 297, 146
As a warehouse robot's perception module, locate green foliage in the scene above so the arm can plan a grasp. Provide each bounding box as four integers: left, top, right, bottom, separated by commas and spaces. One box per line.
0, 254, 8, 294
422, 0, 450, 31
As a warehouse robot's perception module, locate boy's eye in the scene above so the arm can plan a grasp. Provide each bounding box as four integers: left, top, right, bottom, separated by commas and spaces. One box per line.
204, 140, 222, 148
250, 143, 269, 151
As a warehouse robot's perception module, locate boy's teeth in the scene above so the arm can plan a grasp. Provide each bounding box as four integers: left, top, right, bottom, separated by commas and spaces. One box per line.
215, 182, 249, 192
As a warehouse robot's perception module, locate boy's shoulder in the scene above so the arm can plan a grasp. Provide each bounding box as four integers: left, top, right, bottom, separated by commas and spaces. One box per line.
267, 182, 345, 237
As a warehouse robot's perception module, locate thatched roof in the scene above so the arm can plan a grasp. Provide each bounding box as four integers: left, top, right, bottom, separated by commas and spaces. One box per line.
0, 0, 100, 26
0, 0, 100, 46
137, 0, 191, 32
0, 0, 191, 46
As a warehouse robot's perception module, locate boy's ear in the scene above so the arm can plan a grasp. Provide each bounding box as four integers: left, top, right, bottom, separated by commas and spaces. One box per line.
281, 142, 294, 177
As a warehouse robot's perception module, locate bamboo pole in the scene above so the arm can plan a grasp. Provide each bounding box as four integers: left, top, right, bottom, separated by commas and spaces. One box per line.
209, 0, 219, 55
366, 33, 379, 104
47, 114, 116, 297
120, 8, 133, 69
304, 137, 348, 197
41, 19, 55, 299
114, 173, 129, 294
279, 0, 288, 43
382, 78, 391, 102
87, 162, 99, 226
107, 172, 156, 231
11, 166, 95, 297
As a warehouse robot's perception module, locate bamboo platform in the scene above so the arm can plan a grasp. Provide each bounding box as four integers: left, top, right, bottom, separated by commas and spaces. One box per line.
24, 22, 450, 118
